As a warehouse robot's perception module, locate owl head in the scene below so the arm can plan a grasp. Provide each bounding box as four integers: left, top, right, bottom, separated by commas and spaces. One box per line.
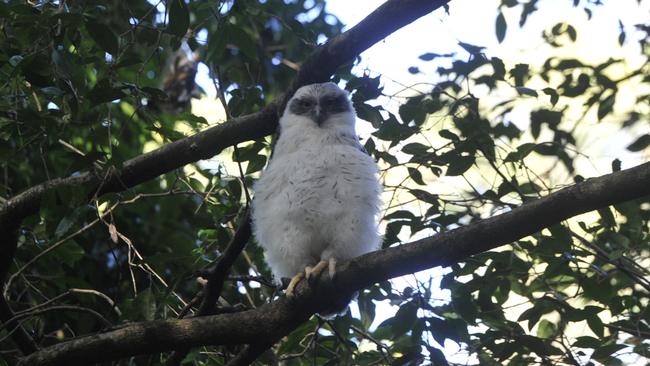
280, 82, 356, 134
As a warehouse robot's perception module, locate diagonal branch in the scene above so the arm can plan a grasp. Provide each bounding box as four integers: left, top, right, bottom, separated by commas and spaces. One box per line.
0, 296, 38, 355
0, 0, 450, 353
0, 0, 451, 278
166, 210, 252, 365
17, 161, 650, 366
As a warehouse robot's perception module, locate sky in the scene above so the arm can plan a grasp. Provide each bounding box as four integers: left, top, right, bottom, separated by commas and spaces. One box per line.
189, 0, 650, 362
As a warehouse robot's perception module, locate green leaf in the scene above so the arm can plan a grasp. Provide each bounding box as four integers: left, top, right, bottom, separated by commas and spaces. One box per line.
167, 0, 189, 37
88, 79, 126, 104
516, 86, 538, 97
515, 335, 559, 356
385, 210, 416, 220
591, 343, 626, 361
391, 302, 418, 338
566, 24, 577, 42
230, 27, 257, 59
138, 288, 157, 321
54, 215, 77, 240
496, 12, 507, 43
504, 143, 536, 162
586, 314, 604, 337
8, 55, 23, 67
627, 134, 650, 152
542, 87, 559, 106
85, 20, 119, 55
491, 57, 506, 80
51, 49, 72, 80
419, 52, 440, 61
55, 240, 85, 267
597, 207, 616, 228
458, 41, 485, 55
40, 86, 65, 97
519, 305, 544, 330
597, 93, 615, 120
452, 293, 478, 325
408, 167, 426, 185
245, 154, 267, 174
536, 319, 557, 338
510, 63, 530, 86
573, 336, 601, 348
358, 293, 376, 329
355, 103, 383, 128
439, 129, 460, 141
409, 189, 439, 205
402, 142, 429, 156
446, 155, 474, 176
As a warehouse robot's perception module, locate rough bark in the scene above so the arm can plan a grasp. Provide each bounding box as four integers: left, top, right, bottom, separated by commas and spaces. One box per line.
18, 162, 650, 366
0, 0, 450, 355
0, 0, 451, 277
166, 210, 252, 365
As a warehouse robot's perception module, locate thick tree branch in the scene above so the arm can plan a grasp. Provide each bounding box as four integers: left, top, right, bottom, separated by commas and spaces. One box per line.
166, 210, 252, 365
18, 162, 650, 366
0, 0, 451, 278
0, 0, 450, 354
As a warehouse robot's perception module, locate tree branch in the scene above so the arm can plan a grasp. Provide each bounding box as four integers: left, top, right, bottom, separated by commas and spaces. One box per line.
17, 162, 650, 366
0, 295, 38, 355
166, 210, 252, 365
0, 0, 451, 279
225, 342, 276, 366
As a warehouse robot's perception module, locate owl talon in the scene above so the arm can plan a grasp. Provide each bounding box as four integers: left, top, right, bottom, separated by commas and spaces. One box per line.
306, 260, 328, 283
285, 258, 340, 296
285, 272, 305, 297
304, 265, 313, 280
328, 258, 337, 280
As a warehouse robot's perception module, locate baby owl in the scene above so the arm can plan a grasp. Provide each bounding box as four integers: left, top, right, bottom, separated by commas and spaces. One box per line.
252, 82, 382, 298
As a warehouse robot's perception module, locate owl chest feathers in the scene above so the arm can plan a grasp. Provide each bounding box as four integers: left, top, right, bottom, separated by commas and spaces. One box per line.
253, 129, 378, 224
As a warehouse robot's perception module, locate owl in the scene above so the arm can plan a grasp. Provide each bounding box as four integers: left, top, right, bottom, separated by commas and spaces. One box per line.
252, 82, 382, 298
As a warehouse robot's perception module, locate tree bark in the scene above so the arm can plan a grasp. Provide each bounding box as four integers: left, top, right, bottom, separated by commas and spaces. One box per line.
0, 1, 450, 354
18, 161, 650, 366
0, 0, 451, 278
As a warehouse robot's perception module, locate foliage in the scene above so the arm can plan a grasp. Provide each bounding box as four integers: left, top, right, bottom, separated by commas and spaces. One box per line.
0, 0, 649, 365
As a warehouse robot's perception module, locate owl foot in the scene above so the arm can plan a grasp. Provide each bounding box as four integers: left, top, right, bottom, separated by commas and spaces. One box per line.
286, 258, 338, 297
306, 258, 337, 283
285, 271, 305, 297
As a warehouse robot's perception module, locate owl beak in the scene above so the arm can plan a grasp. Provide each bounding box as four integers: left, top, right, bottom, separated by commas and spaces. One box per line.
314, 106, 326, 126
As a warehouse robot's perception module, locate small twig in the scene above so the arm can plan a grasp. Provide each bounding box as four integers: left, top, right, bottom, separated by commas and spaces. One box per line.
278, 322, 319, 362
225, 342, 276, 366
197, 210, 252, 312
13, 288, 121, 317
605, 323, 650, 339
167, 209, 252, 365
4, 202, 119, 296
0, 295, 38, 355
177, 295, 201, 318
350, 325, 392, 363
210, 64, 252, 206
228, 275, 276, 289
4, 305, 112, 329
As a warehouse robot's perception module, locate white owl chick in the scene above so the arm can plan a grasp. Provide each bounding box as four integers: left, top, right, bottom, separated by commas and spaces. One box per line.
252, 82, 382, 297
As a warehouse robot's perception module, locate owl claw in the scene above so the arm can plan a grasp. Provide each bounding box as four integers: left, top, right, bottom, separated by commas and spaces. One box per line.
285, 272, 305, 297
305, 260, 328, 283
286, 258, 339, 296
307, 258, 337, 283
328, 258, 337, 280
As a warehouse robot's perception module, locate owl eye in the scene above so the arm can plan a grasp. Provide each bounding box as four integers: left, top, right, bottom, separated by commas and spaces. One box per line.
322, 97, 336, 105
298, 99, 314, 108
